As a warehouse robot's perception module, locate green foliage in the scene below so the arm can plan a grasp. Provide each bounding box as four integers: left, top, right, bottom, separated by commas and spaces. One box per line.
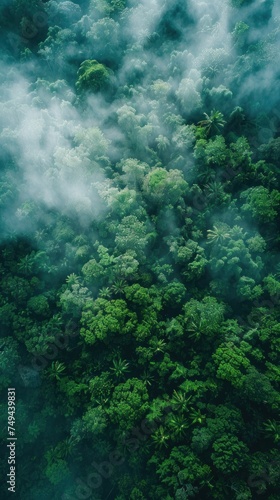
213, 342, 251, 388
263, 419, 280, 444
45, 458, 70, 485
74, 127, 109, 160
263, 274, 280, 297
0, 337, 20, 385
59, 282, 91, 317
106, 378, 149, 430
82, 406, 107, 435
211, 435, 249, 473
192, 404, 244, 455
89, 0, 127, 16
89, 371, 113, 406
207, 224, 264, 300
1, 1, 280, 498
243, 366, 280, 408
240, 186, 280, 222
207, 225, 230, 245
198, 110, 226, 137
110, 356, 130, 380
80, 298, 137, 344
194, 136, 229, 168
48, 361, 66, 381
27, 294, 50, 316
76, 60, 111, 93
183, 296, 225, 340
143, 168, 188, 207
156, 446, 212, 493
86, 17, 120, 61
115, 215, 154, 258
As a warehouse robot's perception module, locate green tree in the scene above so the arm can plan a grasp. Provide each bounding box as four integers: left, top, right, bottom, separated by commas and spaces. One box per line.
156, 446, 212, 493
89, 371, 113, 407
110, 357, 130, 380
59, 283, 91, 317
183, 296, 225, 341
207, 224, 264, 300
86, 17, 120, 62
168, 413, 189, 438
115, 215, 154, 259
114, 251, 140, 279
198, 110, 226, 136
80, 298, 137, 344
243, 366, 280, 408
207, 225, 230, 245
73, 126, 109, 161
152, 426, 170, 449
48, 361, 66, 381
176, 78, 202, 115
263, 274, 280, 298
120, 158, 149, 190
27, 294, 50, 317
106, 378, 149, 430
240, 186, 280, 223
211, 434, 249, 474
82, 406, 107, 436
45, 457, 70, 485
76, 59, 111, 93
143, 168, 188, 207
0, 337, 20, 385
212, 342, 251, 388
194, 135, 229, 168
192, 404, 244, 455
263, 420, 280, 444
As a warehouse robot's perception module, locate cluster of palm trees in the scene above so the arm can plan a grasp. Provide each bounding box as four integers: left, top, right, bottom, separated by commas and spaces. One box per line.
151, 389, 205, 448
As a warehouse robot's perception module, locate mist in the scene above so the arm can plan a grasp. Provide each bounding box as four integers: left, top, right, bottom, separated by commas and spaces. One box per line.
0, 1, 280, 499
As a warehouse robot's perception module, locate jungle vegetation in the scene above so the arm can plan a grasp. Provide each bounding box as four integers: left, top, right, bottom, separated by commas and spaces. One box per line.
0, 0, 280, 499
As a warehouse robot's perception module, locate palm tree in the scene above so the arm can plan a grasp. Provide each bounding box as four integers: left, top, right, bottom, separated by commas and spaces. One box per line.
229, 225, 247, 240
152, 426, 169, 449
156, 135, 170, 152
263, 419, 280, 443
168, 414, 189, 438
189, 407, 205, 425
150, 337, 166, 355
187, 317, 203, 341
34, 229, 46, 243
273, 262, 280, 277
205, 181, 225, 201
58, 436, 78, 458
110, 357, 130, 380
111, 279, 127, 296
197, 166, 216, 184
140, 369, 155, 386
66, 273, 80, 286
99, 286, 112, 299
18, 254, 34, 274
207, 225, 230, 245
198, 109, 226, 136
48, 361, 66, 381
199, 476, 214, 491
171, 390, 192, 412
93, 395, 109, 408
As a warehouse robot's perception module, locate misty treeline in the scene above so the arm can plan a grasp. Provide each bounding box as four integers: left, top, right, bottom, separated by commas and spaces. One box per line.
0, 0, 280, 498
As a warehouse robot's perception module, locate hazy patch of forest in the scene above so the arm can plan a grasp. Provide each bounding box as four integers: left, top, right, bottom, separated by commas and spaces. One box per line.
0, 0, 280, 498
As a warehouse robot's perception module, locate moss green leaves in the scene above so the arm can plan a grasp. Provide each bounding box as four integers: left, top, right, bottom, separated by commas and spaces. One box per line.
76, 60, 111, 93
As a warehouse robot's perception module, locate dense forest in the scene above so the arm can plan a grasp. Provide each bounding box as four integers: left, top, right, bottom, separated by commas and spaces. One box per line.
0, 0, 280, 498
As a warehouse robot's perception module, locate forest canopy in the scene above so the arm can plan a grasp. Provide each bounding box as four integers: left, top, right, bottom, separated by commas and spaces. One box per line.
0, 0, 280, 499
